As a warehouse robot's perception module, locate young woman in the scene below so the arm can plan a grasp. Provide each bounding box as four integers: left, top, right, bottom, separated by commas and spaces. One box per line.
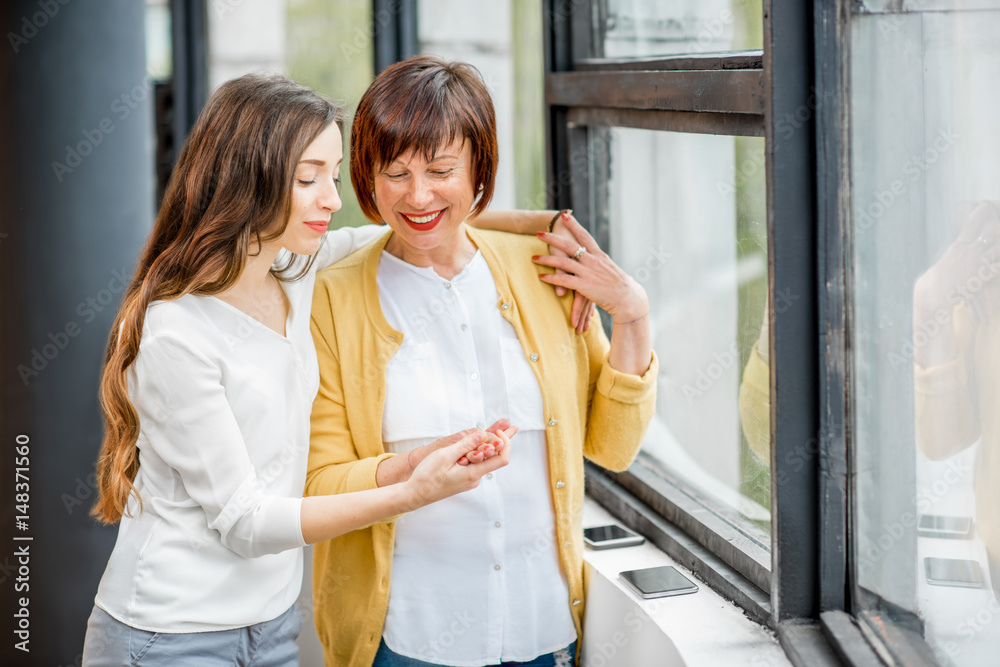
79, 72, 576, 666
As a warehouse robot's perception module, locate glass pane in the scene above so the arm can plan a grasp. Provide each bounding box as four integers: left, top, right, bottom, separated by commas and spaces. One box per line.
603, 128, 770, 542
145, 0, 172, 80
594, 0, 762, 59
849, 7, 1000, 665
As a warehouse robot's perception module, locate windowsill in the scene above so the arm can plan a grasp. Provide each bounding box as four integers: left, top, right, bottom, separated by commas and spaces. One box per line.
581, 498, 790, 666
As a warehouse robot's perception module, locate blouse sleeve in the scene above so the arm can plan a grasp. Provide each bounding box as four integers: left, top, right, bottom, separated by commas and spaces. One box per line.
131, 333, 306, 558
313, 225, 388, 271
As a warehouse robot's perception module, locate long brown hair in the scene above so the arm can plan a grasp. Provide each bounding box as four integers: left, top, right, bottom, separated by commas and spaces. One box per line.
92, 73, 343, 524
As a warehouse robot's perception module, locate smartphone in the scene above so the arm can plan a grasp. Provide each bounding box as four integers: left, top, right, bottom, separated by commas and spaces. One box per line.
917, 514, 974, 540
583, 524, 645, 550
619, 565, 699, 599
924, 557, 985, 588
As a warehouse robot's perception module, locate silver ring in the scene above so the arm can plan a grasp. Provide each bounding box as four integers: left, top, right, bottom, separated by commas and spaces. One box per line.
573, 246, 587, 260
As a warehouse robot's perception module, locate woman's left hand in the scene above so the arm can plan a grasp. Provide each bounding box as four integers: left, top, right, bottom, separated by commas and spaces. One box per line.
546, 211, 597, 333
534, 213, 649, 329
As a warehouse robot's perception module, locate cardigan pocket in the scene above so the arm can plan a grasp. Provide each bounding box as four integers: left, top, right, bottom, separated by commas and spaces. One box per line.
383, 342, 450, 442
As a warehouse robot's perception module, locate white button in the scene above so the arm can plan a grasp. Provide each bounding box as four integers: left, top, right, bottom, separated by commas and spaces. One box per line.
494, 564, 502, 571
548, 419, 557, 426
461, 324, 468, 331
444, 282, 452, 289
486, 473, 494, 480
500, 303, 510, 310
471, 373, 479, 381
556, 481, 565, 488
573, 599, 581, 606
495, 521, 502, 528
530, 353, 539, 362
389, 336, 397, 342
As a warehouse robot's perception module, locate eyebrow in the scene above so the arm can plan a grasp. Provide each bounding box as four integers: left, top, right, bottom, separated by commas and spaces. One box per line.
389, 154, 459, 166
298, 158, 344, 166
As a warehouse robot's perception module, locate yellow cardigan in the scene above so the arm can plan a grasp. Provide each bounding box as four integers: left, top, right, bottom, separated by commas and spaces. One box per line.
306, 226, 658, 667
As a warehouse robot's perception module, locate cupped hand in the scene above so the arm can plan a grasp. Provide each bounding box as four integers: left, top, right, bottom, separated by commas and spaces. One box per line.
534, 212, 649, 328
406, 427, 513, 508
546, 211, 598, 333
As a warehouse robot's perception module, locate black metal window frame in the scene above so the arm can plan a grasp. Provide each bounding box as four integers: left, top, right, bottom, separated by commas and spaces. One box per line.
544, 1, 944, 664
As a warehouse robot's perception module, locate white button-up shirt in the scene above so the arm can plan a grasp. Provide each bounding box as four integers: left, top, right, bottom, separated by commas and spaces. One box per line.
94, 225, 386, 632
377, 249, 577, 666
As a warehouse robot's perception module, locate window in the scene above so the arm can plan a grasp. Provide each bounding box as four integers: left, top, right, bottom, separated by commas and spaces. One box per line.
544, 0, 774, 610
552, 0, 1000, 663
847, 3, 1000, 665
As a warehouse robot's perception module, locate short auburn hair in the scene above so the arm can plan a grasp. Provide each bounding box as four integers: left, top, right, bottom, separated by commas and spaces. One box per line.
351, 55, 498, 222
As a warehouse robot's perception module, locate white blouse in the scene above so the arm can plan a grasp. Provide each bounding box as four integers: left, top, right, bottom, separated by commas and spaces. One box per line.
94, 225, 387, 632
377, 249, 577, 666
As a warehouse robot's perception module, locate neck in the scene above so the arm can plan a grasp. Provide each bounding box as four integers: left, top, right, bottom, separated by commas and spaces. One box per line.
225, 238, 283, 296
385, 223, 478, 279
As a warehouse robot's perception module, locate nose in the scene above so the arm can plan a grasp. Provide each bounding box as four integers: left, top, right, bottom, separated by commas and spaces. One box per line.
406, 173, 434, 210
318, 178, 342, 213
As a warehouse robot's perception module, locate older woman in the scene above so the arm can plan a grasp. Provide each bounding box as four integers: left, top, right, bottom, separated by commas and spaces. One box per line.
306, 56, 657, 667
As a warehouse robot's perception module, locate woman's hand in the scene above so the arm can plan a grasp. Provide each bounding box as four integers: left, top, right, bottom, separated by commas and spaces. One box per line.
914, 201, 1000, 323
404, 427, 514, 510
456, 419, 518, 465
407, 419, 512, 469
911, 200, 1000, 368
377, 421, 514, 487
547, 211, 598, 333
533, 212, 650, 328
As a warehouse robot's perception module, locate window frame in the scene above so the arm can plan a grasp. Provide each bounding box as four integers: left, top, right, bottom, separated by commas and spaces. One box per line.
544, 0, 944, 663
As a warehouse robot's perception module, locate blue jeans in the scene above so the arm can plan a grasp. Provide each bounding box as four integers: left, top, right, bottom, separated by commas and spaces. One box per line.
81, 604, 301, 666
372, 639, 577, 667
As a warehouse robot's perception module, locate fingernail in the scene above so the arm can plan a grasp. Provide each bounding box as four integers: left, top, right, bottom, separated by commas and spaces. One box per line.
531, 255, 540, 260
536, 231, 546, 237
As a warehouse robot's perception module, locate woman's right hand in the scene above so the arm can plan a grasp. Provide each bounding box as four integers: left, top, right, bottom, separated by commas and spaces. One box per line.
404, 427, 514, 509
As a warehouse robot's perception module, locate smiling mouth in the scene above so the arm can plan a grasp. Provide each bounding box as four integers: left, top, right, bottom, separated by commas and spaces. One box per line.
401, 209, 444, 224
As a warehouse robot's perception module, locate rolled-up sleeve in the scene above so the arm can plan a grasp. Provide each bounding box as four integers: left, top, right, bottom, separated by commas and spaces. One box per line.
132, 334, 306, 558
580, 319, 658, 472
